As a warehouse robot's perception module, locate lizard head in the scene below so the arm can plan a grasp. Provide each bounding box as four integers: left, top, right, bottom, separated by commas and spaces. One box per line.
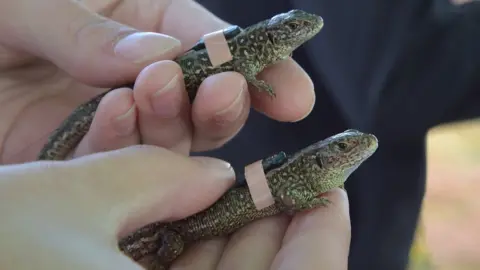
265, 9, 324, 58
307, 129, 378, 192
267, 130, 378, 201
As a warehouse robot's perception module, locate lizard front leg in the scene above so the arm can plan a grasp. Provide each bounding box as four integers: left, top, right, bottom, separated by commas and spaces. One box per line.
245, 74, 276, 97
234, 59, 276, 97
277, 185, 331, 214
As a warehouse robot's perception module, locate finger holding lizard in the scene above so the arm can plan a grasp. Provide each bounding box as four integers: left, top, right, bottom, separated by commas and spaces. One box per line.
161, 0, 317, 123
71, 60, 251, 157
99, 0, 318, 153
172, 188, 350, 270
0, 145, 236, 270
271, 188, 351, 270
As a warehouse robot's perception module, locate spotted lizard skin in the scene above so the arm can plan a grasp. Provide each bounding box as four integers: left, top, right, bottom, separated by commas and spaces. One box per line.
118, 130, 378, 269
37, 9, 324, 160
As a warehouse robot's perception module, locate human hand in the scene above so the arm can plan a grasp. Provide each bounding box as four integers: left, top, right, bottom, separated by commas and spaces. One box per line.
0, 145, 350, 270
0, 0, 316, 163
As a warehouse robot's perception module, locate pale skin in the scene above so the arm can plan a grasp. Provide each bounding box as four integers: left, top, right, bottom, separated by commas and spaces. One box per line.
0, 0, 349, 269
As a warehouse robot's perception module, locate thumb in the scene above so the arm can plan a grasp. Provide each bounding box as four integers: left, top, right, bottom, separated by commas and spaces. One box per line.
0, 0, 182, 86
64, 145, 235, 238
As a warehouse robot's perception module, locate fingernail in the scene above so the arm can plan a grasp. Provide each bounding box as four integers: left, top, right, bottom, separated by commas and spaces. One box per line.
114, 32, 181, 63
215, 80, 246, 121
114, 104, 136, 136
194, 157, 233, 172
151, 74, 181, 118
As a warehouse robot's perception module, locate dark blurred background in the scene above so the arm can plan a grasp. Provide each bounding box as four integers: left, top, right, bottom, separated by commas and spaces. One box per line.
385, 1, 479, 269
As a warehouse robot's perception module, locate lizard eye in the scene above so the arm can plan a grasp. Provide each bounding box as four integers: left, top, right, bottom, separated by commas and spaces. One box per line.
315, 155, 324, 168
287, 22, 299, 30
336, 142, 348, 151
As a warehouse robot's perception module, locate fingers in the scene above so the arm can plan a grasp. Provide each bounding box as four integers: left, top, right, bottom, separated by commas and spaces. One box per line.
133, 61, 193, 154
170, 238, 227, 270
250, 59, 316, 122
271, 188, 351, 270
216, 216, 290, 270
72, 88, 140, 158
71, 60, 250, 156
133, 61, 250, 153
64, 146, 235, 237
191, 72, 250, 152
0, 0, 181, 87
169, 216, 289, 270
160, 0, 316, 122
169, 215, 290, 270
70, 60, 194, 157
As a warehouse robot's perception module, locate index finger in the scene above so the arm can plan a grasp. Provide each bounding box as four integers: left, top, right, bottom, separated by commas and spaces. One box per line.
271, 188, 351, 270
161, 1, 316, 122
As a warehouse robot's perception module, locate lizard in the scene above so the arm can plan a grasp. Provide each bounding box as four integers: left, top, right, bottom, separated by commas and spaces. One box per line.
118, 129, 379, 270
37, 9, 324, 160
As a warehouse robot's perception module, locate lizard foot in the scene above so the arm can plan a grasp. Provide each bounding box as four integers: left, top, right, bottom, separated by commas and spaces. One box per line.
156, 229, 184, 265
246, 76, 276, 98
280, 189, 331, 214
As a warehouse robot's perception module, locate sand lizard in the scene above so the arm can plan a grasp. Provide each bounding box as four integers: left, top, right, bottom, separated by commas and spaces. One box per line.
37, 9, 324, 160
118, 129, 378, 269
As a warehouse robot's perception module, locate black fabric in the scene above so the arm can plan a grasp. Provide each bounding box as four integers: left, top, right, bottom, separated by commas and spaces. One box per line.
195, 1, 480, 269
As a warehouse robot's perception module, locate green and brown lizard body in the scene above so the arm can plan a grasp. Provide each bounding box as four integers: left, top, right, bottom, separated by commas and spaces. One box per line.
37, 9, 324, 160
119, 129, 378, 269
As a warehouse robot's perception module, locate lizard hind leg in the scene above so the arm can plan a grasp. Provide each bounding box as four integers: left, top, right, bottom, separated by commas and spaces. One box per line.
155, 229, 184, 267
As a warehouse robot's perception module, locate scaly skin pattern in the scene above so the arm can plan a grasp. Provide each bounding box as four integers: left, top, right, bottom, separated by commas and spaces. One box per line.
118, 129, 379, 270
37, 9, 324, 160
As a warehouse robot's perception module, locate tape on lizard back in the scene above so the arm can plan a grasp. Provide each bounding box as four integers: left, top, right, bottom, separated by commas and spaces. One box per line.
244, 160, 275, 210
203, 30, 233, 67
